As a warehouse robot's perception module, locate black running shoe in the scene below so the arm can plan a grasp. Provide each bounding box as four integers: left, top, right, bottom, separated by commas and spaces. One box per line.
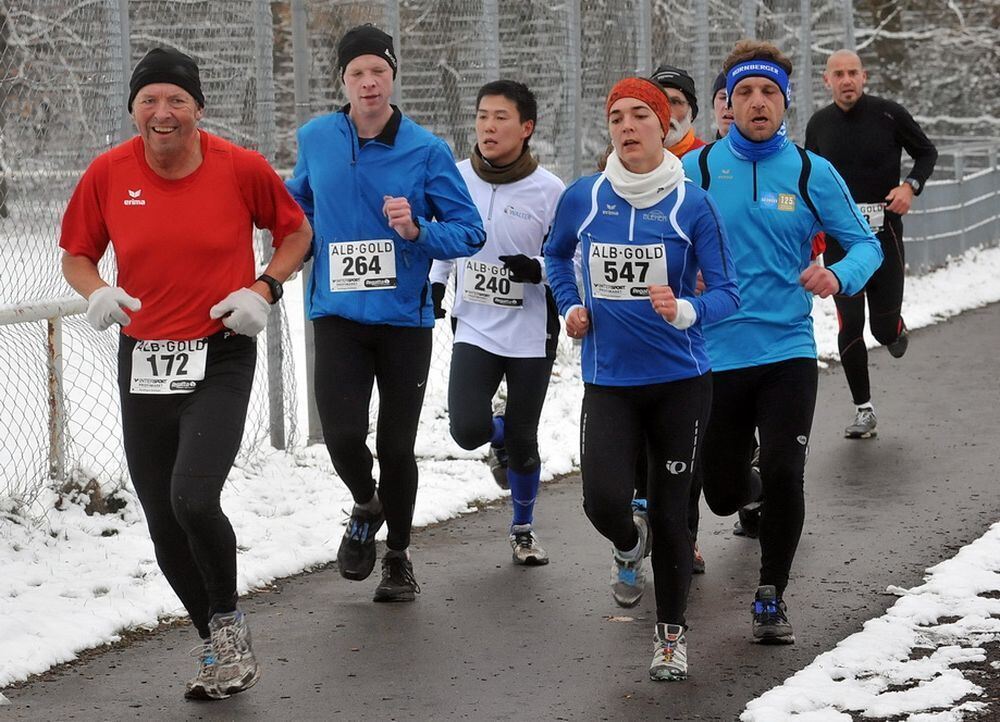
337, 504, 384, 581
734, 500, 762, 539
373, 551, 421, 602
887, 322, 909, 359
488, 444, 509, 490
752, 585, 795, 644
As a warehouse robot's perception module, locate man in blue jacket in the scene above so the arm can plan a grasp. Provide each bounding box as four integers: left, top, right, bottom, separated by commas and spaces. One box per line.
287, 24, 485, 603
683, 40, 883, 645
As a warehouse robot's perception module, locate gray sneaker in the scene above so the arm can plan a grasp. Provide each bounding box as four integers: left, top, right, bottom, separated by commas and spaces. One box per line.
611, 515, 649, 607
208, 611, 261, 696
509, 524, 549, 566
649, 623, 688, 681
845, 407, 877, 439
184, 641, 224, 701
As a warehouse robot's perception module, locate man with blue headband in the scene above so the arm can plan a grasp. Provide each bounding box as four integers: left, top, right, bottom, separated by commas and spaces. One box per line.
683, 40, 883, 645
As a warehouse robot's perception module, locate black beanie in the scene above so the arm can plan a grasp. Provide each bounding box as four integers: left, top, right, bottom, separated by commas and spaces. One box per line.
337, 24, 398, 78
650, 64, 698, 120
128, 47, 204, 113
711, 71, 727, 98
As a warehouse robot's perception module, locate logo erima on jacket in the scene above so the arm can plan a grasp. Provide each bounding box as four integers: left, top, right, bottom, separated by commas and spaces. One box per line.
123, 189, 146, 206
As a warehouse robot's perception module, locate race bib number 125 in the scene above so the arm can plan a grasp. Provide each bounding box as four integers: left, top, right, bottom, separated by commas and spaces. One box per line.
130, 338, 208, 395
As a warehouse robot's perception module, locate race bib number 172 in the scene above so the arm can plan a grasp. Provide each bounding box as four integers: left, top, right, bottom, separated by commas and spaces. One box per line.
130, 338, 208, 395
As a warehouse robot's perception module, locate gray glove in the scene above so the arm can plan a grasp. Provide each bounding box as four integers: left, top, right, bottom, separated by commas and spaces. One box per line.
86, 286, 141, 331
209, 288, 271, 336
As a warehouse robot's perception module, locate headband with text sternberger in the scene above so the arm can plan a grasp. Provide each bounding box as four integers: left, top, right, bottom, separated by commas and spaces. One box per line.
725, 60, 790, 107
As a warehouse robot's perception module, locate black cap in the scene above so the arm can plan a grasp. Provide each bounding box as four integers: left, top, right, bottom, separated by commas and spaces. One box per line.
128, 47, 204, 113
337, 24, 398, 78
711, 71, 727, 98
650, 64, 698, 120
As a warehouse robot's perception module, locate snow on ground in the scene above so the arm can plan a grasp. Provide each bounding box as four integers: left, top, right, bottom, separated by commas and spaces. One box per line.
1, 244, 1000, 713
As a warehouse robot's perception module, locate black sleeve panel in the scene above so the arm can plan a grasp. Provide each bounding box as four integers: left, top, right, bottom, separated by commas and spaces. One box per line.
887, 99, 938, 192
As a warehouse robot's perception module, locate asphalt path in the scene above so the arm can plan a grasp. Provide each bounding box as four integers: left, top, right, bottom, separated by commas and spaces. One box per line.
7, 302, 1000, 721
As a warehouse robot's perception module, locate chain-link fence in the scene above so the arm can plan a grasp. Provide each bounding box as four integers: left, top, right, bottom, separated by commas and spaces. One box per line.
1, 0, 996, 509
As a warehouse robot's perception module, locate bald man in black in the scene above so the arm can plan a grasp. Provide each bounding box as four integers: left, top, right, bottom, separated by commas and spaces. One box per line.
806, 49, 937, 439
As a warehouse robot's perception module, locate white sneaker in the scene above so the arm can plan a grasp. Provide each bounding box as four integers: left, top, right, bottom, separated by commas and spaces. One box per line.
611, 515, 649, 607
184, 641, 225, 700
208, 610, 261, 696
650, 623, 688, 681
509, 524, 549, 566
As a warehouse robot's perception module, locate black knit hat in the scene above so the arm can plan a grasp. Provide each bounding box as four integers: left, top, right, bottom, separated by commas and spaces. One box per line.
337, 24, 398, 78
128, 47, 204, 113
650, 64, 698, 120
711, 71, 727, 98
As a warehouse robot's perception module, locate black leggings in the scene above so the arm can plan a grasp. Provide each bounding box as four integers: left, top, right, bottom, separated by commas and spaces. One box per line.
580, 374, 712, 626
447, 342, 553, 473
118, 331, 255, 639
313, 315, 432, 552
826, 217, 905, 405
700, 358, 817, 596
634, 446, 702, 541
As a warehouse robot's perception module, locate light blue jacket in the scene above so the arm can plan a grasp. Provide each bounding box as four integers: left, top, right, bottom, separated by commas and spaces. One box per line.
545, 174, 740, 386
287, 108, 485, 327
682, 139, 883, 371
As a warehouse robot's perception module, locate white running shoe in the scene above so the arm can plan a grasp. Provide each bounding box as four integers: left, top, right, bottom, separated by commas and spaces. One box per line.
208, 610, 261, 696
650, 623, 688, 681
611, 515, 649, 607
845, 406, 877, 439
509, 524, 549, 565
184, 641, 225, 700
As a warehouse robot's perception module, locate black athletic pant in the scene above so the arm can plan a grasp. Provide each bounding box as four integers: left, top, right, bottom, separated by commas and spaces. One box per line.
118, 331, 255, 639
447, 342, 553, 474
700, 358, 817, 597
313, 315, 432, 552
634, 444, 702, 542
581, 373, 712, 626
826, 216, 905, 405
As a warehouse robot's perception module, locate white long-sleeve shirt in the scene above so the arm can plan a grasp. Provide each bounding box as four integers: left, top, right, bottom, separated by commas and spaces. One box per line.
431, 159, 565, 358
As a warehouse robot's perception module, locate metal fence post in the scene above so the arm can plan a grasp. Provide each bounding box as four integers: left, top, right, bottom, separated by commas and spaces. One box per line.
797, 0, 814, 140
292, 0, 324, 446
385, 0, 402, 106
694, 0, 711, 140
741, 0, 757, 38
116, 0, 131, 144
483, 0, 500, 81
47, 317, 66, 481
636, 0, 651, 76
567, 0, 582, 180
843, 0, 856, 50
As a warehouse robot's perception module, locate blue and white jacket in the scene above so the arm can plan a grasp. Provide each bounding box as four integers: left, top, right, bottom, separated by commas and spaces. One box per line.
287, 107, 485, 327
544, 173, 740, 386
683, 138, 883, 371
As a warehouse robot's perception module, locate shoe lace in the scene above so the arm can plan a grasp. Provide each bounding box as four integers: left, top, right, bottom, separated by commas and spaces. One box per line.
190, 641, 216, 670
343, 507, 378, 542
513, 530, 536, 549
753, 598, 788, 624
384, 556, 421, 593
856, 408, 876, 425
212, 617, 249, 659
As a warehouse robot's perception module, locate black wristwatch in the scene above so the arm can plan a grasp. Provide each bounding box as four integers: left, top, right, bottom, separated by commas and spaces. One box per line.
256, 273, 283, 304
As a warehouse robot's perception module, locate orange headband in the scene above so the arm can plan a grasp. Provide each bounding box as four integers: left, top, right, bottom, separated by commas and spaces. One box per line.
606, 77, 671, 134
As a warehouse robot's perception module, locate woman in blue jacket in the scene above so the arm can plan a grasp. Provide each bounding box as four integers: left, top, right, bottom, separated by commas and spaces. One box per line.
545, 77, 739, 681
287, 25, 485, 603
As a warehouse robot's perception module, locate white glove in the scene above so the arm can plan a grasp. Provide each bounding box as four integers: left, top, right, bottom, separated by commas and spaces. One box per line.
86, 286, 141, 331
209, 288, 271, 336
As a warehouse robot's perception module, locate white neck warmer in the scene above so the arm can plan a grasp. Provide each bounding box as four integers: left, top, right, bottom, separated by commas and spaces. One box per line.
603, 149, 685, 209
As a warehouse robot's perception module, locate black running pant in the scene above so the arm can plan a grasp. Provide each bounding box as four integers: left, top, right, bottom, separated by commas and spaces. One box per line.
447, 342, 553, 474
580, 374, 712, 626
118, 331, 255, 639
313, 315, 432, 552
826, 216, 905, 405
700, 358, 817, 597
634, 445, 703, 542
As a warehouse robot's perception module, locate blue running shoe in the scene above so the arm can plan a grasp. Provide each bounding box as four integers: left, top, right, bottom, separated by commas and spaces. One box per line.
752, 585, 795, 644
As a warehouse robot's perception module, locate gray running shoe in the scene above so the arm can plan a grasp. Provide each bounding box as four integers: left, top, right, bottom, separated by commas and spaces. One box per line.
184, 641, 224, 701
649, 623, 688, 681
887, 322, 909, 358
208, 611, 261, 696
611, 515, 649, 607
631, 498, 652, 558
487, 444, 509, 490
751, 585, 795, 644
373, 550, 421, 602
845, 407, 877, 439
509, 524, 549, 566
337, 503, 385, 580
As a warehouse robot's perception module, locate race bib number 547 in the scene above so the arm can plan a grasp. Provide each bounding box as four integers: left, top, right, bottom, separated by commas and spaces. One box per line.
588, 242, 667, 300
130, 338, 208, 394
